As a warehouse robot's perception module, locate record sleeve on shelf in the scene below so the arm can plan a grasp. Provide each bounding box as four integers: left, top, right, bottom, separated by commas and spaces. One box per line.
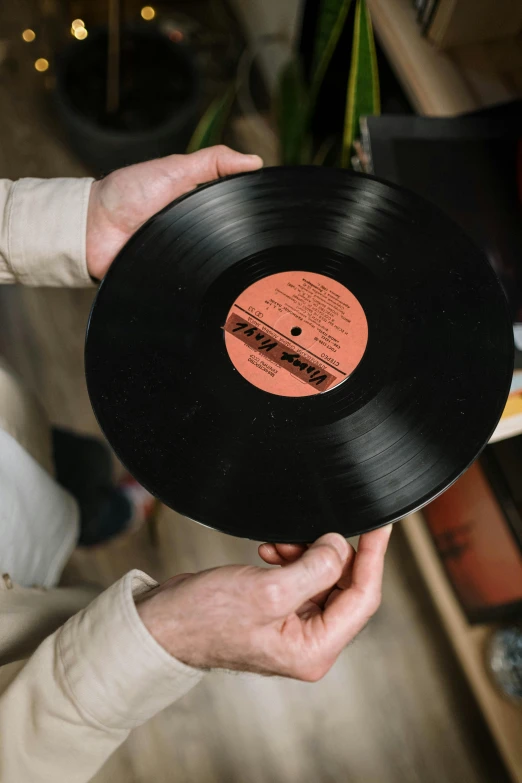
362, 110, 522, 441
423, 459, 522, 623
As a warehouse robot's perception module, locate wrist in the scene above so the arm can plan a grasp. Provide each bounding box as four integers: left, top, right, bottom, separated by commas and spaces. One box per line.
86, 179, 125, 280
86, 180, 105, 279
135, 591, 188, 665
135, 589, 209, 671
135, 591, 161, 641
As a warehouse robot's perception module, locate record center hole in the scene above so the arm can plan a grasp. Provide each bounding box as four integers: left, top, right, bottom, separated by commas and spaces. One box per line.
291, 326, 302, 337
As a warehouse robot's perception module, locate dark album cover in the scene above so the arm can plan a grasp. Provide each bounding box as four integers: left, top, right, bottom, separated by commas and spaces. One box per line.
363, 107, 522, 440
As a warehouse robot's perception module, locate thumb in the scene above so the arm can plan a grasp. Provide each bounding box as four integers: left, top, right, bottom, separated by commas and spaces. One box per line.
263, 533, 348, 614
183, 145, 263, 183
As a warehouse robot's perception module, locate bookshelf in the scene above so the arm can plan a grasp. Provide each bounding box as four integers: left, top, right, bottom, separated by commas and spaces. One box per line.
367, 1, 522, 780
403, 514, 522, 781
368, 0, 522, 115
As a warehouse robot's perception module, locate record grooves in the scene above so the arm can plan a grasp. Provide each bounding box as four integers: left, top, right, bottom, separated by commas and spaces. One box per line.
85, 167, 514, 542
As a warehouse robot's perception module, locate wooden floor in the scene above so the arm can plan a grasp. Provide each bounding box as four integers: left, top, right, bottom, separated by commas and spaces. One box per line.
0, 8, 512, 782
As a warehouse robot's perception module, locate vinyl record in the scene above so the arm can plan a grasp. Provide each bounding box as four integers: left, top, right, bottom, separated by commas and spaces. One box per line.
85, 167, 513, 542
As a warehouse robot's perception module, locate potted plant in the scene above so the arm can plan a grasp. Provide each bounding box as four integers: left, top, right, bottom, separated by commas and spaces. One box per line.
187, 0, 380, 169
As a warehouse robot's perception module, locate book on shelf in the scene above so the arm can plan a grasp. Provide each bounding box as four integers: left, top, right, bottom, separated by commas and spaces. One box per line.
490, 367, 522, 442
361, 105, 522, 442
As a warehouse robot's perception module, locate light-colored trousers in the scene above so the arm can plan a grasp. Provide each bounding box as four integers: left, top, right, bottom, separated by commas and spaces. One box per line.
0, 358, 79, 588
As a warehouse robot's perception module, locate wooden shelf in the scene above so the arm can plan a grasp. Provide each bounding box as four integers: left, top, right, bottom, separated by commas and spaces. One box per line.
364, 2, 522, 778
402, 515, 522, 782
368, 0, 522, 115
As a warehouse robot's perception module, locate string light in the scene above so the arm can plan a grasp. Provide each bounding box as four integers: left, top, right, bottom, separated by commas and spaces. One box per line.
71, 19, 88, 39
140, 6, 155, 20
22, 29, 36, 42
34, 58, 49, 72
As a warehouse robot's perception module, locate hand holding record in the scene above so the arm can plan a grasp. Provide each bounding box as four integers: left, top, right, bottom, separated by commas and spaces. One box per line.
86, 145, 263, 280
136, 526, 391, 679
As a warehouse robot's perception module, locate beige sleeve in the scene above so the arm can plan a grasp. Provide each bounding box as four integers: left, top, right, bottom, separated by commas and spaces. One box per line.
0, 177, 95, 286
0, 570, 204, 783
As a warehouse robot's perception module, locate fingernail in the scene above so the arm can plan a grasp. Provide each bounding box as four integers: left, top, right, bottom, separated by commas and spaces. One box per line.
246, 154, 263, 163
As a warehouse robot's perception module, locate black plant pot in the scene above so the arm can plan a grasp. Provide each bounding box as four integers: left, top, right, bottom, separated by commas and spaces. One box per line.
54, 25, 201, 175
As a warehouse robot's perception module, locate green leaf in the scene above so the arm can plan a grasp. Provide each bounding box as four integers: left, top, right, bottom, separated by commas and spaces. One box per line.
341, 0, 380, 168
186, 87, 235, 154
275, 59, 311, 165
311, 0, 353, 106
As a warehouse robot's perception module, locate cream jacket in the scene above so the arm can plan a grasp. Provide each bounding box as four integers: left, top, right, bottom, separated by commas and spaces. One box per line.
0, 178, 204, 782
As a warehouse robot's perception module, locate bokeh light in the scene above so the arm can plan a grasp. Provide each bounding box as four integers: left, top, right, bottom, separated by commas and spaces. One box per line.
141, 6, 155, 21
71, 19, 85, 31
22, 29, 36, 42
34, 58, 49, 72
73, 26, 88, 40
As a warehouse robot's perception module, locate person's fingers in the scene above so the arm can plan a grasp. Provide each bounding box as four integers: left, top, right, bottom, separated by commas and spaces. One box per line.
351, 525, 393, 593
308, 540, 357, 607
336, 539, 357, 589
259, 539, 355, 607
275, 543, 308, 561
258, 542, 307, 566
322, 525, 393, 644
183, 145, 263, 185
259, 533, 349, 615
258, 543, 282, 565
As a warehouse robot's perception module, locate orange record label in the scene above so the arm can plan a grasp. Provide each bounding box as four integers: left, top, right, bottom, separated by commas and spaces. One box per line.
223, 271, 368, 397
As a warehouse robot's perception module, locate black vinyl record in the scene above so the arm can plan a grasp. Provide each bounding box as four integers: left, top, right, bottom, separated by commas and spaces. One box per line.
85, 167, 514, 542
